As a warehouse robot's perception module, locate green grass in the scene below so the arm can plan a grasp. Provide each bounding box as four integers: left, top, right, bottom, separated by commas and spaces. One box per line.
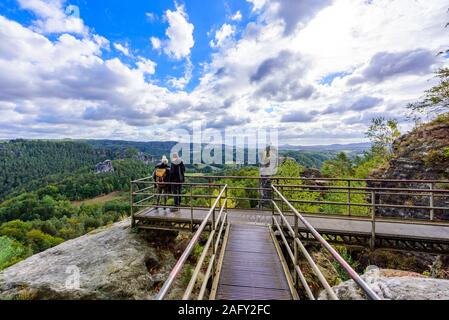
72, 191, 127, 207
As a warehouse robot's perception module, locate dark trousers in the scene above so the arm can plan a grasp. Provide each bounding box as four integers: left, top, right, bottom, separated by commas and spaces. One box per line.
172, 184, 182, 206
156, 185, 167, 206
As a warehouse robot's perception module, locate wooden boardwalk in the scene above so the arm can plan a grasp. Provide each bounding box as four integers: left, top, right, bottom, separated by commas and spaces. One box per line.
135, 207, 449, 241
214, 224, 293, 300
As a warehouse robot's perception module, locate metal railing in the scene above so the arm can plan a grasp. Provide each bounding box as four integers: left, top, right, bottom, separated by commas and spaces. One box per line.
271, 185, 381, 300
155, 185, 228, 300
131, 175, 449, 227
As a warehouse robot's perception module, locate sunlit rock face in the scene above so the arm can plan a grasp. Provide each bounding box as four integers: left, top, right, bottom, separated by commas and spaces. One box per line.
369, 117, 449, 220
318, 266, 449, 300
0, 220, 176, 300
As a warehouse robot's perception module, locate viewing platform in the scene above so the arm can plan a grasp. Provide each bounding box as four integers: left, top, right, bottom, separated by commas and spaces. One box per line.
130, 175, 449, 300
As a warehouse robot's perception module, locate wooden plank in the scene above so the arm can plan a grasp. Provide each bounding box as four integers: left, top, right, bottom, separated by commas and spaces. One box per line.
215, 224, 293, 300
216, 285, 291, 300
219, 271, 290, 290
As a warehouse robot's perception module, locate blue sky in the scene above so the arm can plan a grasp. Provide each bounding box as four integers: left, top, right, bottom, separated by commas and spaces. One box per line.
0, 0, 256, 91
0, 0, 448, 145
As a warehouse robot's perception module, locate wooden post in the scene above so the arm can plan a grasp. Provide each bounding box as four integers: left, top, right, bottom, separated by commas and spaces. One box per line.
430, 183, 434, 221
371, 191, 376, 250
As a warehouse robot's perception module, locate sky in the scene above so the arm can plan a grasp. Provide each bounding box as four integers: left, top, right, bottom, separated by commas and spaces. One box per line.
0, 0, 448, 145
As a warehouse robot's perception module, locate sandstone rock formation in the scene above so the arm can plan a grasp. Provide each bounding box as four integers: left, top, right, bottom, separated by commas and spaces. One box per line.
369, 116, 449, 220
318, 266, 449, 300
134, 152, 155, 165
0, 219, 176, 300
95, 160, 115, 174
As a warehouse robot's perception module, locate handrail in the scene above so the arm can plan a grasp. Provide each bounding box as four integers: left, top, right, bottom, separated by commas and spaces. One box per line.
272, 185, 381, 300
155, 185, 228, 300
132, 174, 449, 184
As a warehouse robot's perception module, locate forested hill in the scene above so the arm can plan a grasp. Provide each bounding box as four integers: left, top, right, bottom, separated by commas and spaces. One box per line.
82, 140, 177, 159
0, 139, 355, 201
0, 140, 112, 200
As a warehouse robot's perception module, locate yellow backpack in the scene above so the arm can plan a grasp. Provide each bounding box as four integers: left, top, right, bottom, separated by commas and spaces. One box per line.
155, 168, 167, 186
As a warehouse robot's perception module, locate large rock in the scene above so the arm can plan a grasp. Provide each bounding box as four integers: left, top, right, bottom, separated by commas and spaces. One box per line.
318, 266, 449, 300
0, 219, 171, 300
369, 117, 449, 220
95, 160, 114, 174
134, 152, 155, 165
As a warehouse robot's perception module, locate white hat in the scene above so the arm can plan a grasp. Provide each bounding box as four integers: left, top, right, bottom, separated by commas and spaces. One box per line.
161, 155, 168, 164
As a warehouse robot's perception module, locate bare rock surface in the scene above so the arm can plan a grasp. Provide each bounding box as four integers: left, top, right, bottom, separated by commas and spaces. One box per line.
318, 266, 449, 300
0, 219, 173, 300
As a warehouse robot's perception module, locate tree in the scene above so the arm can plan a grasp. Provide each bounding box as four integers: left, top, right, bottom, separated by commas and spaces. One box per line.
407, 12, 449, 118
408, 68, 449, 117
321, 152, 354, 178
365, 117, 400, 156
0, 236, 31, 270
26, 229, 64, 252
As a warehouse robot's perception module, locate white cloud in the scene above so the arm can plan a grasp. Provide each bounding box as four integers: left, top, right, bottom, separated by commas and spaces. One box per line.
1, 0, 448, 144
168, 59, 193, 89
136, 57, 157, 75
231, 11, 242, 21
17, 0, 87, 34
145, 12, 157, 22
150, 37, 162, 50
246, 0, 267, 12
210, 24, 236, 48
155, 3, 195, 60
192, 0, 449, 144
113, 42, 131, 57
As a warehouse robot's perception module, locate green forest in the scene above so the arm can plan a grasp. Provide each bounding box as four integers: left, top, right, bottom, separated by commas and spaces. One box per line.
0, 157, 152, 270
0, 140, 113, 200
0, 136, 379, 271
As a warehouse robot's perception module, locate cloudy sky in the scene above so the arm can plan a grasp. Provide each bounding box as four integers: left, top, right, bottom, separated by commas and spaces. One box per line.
0, 0, 448, 145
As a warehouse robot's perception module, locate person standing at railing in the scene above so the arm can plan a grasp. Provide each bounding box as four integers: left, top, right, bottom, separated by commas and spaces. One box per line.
169, 153, 186, 210
259, 144, 278, 208
152, 156, 170, 208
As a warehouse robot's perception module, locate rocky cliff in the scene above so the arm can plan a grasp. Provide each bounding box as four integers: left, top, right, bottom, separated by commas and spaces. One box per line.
369, 114, 449, 219
95, 160, 115, 174
0, 219, 177, 300
319, 266, 449, 300
372, 115, 449, 181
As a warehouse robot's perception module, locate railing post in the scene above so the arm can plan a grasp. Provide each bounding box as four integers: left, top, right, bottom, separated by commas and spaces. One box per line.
211, 206, 216, 284
430, 183, 434, 221
130, 179, 135, 228
225, 186, 228, 214
208, 178, 212, 208
190, 184, 194, 232
271, 184, 275, 227
280, 185, 285, 229
347, 180, 351, 216
293, 214, 299, 288
370, 190, 376, 250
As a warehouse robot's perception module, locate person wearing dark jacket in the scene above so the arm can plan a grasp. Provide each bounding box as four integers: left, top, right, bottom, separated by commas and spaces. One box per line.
152, 156, 170, 207
169, 153, 185, 208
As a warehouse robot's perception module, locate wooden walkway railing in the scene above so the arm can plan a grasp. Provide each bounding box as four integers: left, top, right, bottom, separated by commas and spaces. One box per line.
130, 175, 449, 300
150, 183, 383, 300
